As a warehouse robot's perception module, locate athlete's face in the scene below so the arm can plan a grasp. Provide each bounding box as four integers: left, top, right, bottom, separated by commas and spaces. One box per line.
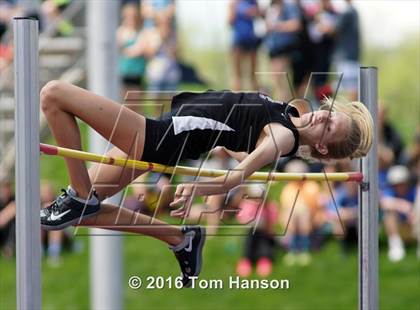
301, 110, 352, 155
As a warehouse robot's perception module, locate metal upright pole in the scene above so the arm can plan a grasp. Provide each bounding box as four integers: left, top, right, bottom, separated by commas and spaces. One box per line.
87, 2, 122, 310
13, 17, 41, 310
358, 67, 379, 310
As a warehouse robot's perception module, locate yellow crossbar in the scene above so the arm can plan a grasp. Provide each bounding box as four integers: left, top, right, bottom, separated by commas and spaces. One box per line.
40, 143, 363, 183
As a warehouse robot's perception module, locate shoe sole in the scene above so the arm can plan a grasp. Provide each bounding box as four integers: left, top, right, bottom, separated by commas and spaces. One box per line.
184, 226, 206, 288
41, 209, 100, 231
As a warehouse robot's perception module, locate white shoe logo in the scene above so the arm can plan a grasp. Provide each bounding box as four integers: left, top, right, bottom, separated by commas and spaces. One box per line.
184, 237, 193, 252
49, 209, 71, 221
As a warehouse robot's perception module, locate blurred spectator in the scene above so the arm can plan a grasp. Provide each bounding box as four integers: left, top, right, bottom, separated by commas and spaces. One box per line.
117, 3, 147, 111
228, 0, 262, 91
264, 0, 300, 101
125, 176, 172, 215
323, 159, 358, 252
415, 181, 420, 260
380, 165, 416, 262
407, 127, 420, 175
406, 127, 420, 259
279, 160, 320, 266
0, 0, 23, 23
307, 0, 337, 101
182, 147, 242, 235
0, 0, 19, 73
40, 181, 64, 266
0, 30, 13, 72
185, 185, 243, 236
291, 0, 315, 98
201, 187, 243, 235
327, 181, 358, 252
41, 0, 74, 36
0, 179, 15, 259
122, 6, 178, 115
145, 12, 180, 93
333, 0, 360, 101
124, 184, 148, 214
378, 104, 406, 165
141, 0, 175, 30
378, 143, 395, 194
236, 184, 278, 277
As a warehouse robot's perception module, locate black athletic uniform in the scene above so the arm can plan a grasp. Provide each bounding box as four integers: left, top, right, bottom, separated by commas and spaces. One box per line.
142, 91, 300, 165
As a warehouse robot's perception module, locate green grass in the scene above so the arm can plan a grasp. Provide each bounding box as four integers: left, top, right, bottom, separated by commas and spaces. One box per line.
1, 233, 419, 310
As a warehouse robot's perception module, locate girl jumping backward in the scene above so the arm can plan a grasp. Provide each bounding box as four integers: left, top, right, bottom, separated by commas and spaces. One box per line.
39, 81, 373, 287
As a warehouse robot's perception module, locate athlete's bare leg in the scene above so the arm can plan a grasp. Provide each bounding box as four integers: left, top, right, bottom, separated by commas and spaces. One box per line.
41, 81, 183, 245
79, 204, 183, 245
41, 80, 146, 198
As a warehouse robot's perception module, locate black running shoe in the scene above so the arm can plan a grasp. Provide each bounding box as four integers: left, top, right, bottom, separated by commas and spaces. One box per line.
171, 226, 206, 288
40, 187, 100, 231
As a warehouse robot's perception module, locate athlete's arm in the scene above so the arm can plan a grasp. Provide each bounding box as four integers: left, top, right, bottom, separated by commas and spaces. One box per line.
170, 125, 295, 215
222, 147, 248, 163
200, 125, 295, 194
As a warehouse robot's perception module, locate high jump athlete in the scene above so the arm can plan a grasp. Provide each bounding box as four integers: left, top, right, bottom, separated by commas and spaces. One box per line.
39, 81, 373, 286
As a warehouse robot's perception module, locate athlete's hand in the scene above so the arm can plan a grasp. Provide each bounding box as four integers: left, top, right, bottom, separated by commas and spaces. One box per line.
169, 183, 197, 218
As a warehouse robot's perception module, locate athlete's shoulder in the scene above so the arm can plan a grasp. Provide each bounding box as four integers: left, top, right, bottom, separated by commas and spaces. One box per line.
261, 122, 297, 158
256, 93, 285, 105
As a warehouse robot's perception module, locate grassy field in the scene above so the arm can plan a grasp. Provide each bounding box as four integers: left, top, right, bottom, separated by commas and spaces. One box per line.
1, 232, 419, 310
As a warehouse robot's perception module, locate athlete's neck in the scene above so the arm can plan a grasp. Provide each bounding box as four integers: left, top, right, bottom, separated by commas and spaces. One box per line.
290, 116, 312, 146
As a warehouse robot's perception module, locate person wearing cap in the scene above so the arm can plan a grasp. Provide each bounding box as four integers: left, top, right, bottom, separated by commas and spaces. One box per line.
380, 165, 416, 262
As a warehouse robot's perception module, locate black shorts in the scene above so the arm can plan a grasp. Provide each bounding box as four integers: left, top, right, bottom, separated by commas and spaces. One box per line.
142, 117, 187, 166
233, 38, 261, 52
268, 44, 297, 59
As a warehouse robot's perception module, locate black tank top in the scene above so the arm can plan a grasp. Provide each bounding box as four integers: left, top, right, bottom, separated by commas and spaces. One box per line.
160, 90, 300, 160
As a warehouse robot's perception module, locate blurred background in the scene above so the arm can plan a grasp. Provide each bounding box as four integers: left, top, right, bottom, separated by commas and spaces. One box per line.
0, 0, 419, 309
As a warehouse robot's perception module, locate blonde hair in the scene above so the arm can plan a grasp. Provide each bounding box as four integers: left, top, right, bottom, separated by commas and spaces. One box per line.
299, 97, 374, 160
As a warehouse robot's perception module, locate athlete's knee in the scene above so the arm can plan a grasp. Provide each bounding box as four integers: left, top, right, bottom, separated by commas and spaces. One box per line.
40, 80, 67, 113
